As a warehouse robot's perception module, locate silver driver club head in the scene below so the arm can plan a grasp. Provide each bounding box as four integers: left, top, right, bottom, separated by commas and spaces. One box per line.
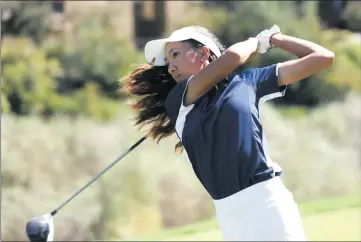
26, 214, 54, 242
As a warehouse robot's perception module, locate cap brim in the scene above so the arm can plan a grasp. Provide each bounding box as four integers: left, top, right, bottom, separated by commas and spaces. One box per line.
144, 36, 190, 66
144, 38, 168, 66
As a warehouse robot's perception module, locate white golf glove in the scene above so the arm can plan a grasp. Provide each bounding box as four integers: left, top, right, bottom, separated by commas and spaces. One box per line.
256, 25, 281, 54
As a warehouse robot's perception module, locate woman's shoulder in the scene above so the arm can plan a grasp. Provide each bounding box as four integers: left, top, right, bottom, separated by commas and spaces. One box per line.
227, 64, 279, 86
228, 68, 255, 82
226, 70, 248, 84
165, 79, 188, 104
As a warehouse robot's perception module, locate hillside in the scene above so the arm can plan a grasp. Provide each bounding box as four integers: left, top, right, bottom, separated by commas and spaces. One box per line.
2, 92, 361, 240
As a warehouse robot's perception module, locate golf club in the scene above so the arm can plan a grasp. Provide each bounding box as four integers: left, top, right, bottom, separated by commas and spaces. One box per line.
25, 135, 147, 242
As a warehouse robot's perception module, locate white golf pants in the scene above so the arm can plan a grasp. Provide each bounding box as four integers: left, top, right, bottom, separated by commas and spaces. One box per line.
213, 176, 307, 241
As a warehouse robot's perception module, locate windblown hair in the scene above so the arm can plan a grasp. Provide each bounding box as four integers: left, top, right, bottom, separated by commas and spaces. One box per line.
121, 26, 227, 152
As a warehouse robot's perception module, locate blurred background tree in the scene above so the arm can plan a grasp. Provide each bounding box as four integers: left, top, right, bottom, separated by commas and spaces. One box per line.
2, 36, 61, 117
1, 1, 54, 44
42, 5, 143, 99
343, 1, 361, 31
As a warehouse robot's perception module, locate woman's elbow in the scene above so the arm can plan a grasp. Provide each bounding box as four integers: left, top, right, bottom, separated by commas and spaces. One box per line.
321, 50, 335, 67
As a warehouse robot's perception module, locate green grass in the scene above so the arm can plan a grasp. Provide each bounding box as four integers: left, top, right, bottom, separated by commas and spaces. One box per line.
127, 194, 361, 241
150, 207, 361, 241
304, 207, 361, 241
298, 194, 361, 215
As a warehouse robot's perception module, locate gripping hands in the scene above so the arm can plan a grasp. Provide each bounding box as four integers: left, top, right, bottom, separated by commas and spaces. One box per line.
256, 25, 281, 54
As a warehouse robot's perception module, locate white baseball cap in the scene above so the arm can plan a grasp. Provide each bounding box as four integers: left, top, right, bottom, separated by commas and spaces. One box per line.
144, 27, 222, 66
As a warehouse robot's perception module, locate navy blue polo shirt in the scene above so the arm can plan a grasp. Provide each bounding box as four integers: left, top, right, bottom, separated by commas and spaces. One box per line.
164, 64, 287, 200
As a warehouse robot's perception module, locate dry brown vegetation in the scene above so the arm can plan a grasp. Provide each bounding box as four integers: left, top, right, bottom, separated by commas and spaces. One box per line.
2, 92, 360, 240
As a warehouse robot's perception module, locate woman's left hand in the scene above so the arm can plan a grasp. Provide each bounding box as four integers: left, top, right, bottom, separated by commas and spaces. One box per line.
256, 25, 281, 54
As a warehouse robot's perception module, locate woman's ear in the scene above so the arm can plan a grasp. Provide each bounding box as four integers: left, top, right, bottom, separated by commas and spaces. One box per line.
200, 46, 211, 63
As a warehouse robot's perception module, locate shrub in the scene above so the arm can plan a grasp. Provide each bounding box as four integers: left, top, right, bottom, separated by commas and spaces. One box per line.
42, 4, 144, 99
2, 36, 121, 121
1, 1, 54, 44
344, 1, 361, 31
164, 2, 229, 40
2, 36, 61, 117
224, 1, 361, 106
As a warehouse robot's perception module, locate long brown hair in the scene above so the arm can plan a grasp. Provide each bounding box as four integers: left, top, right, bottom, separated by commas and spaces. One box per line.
121, 26, 227, 152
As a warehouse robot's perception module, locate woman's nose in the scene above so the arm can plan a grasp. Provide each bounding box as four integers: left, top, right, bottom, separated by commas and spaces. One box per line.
168, 63, 176, 74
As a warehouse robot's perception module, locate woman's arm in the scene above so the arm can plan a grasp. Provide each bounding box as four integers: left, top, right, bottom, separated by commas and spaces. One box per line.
271, 34, 335, 86
184, 38, 258, 106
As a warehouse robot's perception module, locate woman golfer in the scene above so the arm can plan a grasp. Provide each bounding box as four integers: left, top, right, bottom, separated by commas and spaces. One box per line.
122, 25, 335, 241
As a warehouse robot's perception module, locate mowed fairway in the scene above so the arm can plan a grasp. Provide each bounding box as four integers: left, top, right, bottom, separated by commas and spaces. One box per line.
304, 207, 360, 241
129, 196, 361, 241
158, 207, 361, 241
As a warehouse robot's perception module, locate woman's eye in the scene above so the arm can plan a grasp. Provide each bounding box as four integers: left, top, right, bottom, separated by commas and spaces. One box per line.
172, 52, 179, 58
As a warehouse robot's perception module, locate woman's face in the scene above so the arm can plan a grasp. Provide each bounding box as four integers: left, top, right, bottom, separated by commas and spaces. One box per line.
165, 41, 210, 83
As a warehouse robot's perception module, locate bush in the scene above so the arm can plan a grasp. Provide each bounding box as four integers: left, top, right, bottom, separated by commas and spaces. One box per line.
226, 1, 322, 44
344, 1, 361, 31
41, 4, 144, 100
1, 91, 11, 114
318, 29, 361, 93
224, 1, 361, 106
67, 83, 120, 122
1, 1, 54, 44
2, 36, 120, 121
2, 36, 61, 117
166, 3, 229, 38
